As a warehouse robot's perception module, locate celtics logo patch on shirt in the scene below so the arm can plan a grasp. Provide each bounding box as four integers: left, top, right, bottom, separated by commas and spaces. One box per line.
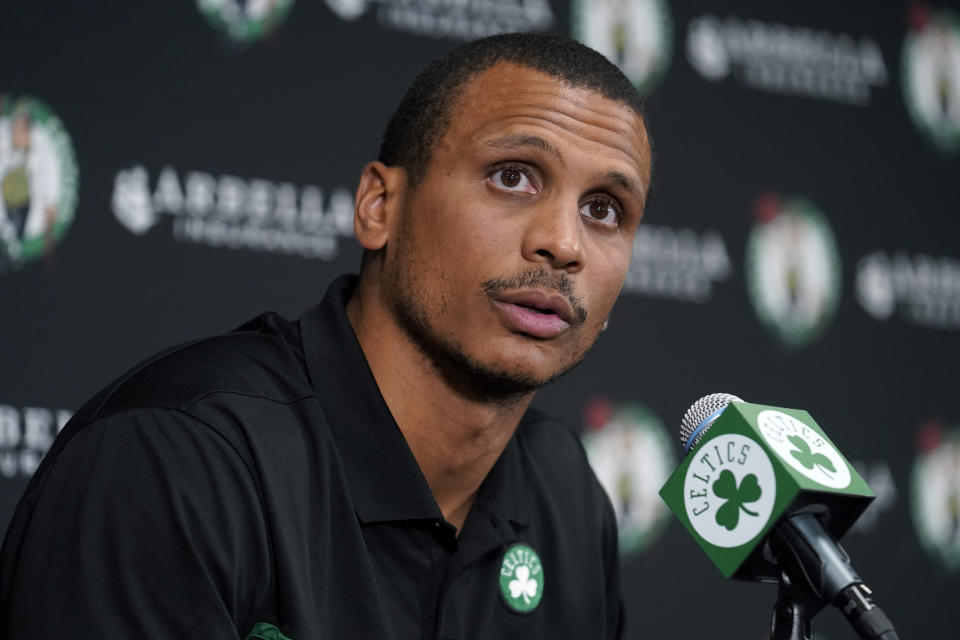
499, 543, 544, 613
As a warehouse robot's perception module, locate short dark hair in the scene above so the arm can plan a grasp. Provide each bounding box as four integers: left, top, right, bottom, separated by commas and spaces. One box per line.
378, 32, 648, 185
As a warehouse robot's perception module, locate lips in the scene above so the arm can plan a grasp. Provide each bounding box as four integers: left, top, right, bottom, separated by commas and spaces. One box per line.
492, 290, 577, 339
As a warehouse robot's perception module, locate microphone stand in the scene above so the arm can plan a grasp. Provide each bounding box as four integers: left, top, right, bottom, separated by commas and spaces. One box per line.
770, 570, 823, 640
768, 514, 900, 640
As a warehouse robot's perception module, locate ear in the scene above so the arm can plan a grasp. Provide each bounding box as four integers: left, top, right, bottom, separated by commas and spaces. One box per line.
353, 161, 407, 251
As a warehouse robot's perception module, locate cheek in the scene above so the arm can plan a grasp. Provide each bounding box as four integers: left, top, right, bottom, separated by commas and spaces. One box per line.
419, 184, 481, 243
588, 246, 632, 310
423, 205, 514, 273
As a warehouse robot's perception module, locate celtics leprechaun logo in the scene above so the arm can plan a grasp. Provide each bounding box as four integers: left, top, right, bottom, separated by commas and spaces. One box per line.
571, 0, 673, 95
902, 4, 960, 151
499, 544, 544, 613
912, 422, 960, 569
581, 400, 674, 554
0, 94, 78, 274
196, 0, 295, 43
745, 191, 842, 347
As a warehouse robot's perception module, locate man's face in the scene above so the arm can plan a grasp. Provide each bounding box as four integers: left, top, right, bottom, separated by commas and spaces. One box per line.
382, 62, 651, 398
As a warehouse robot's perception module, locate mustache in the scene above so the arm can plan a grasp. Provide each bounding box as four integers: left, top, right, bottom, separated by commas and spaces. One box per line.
482, 269, 588, 325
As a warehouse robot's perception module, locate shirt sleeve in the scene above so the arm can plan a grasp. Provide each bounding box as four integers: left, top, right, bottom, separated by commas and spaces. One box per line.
1, 407, 271, 639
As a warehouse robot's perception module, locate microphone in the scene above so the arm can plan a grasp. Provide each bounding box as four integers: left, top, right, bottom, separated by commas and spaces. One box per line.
660, 393, 899, 640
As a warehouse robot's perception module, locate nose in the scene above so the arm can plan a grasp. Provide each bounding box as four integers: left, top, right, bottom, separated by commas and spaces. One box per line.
521, 200, 585, 273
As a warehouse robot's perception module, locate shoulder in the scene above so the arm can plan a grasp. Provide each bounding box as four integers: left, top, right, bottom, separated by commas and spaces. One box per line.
11, 308, 317, 510
77, 311, 313, 423
0, 405, 271, 632
27, 311, 317, 508
0, 313, 318, 626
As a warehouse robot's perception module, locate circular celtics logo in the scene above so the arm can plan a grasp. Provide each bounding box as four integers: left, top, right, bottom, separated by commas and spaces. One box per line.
757, 410, 851, 489
499, 544, 543, 613
571, 0, 673, 95
196, 0, 295, 43
683, 433, 776, 548
582, 400, 674, 554
746, 192, 842, 347
0, 95, 78, 274
902, 5, 960, 151
911, 422, 960, 570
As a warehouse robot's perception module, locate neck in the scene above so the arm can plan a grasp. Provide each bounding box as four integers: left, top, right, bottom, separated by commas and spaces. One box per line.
346, 275, 533, 533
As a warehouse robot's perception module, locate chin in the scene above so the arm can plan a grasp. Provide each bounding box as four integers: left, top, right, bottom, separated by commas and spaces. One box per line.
391, 288, 590, 402
458, 345, 590, 401
424, 340, 575, 403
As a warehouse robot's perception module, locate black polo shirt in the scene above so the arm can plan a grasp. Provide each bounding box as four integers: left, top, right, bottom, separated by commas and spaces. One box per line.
0, 276, 623, 640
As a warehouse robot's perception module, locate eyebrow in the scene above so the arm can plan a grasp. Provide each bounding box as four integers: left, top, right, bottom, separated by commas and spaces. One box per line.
485, 134, 566, 166
606, 171, 646, 205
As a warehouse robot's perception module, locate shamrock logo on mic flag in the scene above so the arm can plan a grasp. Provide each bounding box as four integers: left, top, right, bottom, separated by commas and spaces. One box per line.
756, 409, 853, 490
788, 434, 837, 478
712, 469, 763, 531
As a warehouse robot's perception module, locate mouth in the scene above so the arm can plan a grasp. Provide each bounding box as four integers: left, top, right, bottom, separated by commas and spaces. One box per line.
491, 290, 578, 339
496, 290, 576, 323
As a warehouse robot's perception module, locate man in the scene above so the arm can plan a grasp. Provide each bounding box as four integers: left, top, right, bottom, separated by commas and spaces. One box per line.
0, 33, 652, 639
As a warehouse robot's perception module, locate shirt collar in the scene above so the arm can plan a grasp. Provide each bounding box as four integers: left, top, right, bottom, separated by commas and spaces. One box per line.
300, 275, 441, 524
299, 274, 531, 530
472, 422, 531, 529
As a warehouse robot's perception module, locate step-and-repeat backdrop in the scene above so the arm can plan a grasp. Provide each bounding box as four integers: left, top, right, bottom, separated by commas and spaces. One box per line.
2, 0, 958, 637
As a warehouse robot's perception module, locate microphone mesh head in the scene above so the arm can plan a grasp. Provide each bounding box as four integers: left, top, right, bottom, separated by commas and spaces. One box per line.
680, 393, 744, 450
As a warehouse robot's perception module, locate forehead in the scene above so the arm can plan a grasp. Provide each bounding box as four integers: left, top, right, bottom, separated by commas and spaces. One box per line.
441, 62, 652, 184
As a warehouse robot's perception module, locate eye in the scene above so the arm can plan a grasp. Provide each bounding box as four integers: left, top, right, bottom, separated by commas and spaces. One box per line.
579, 197, 620, 228
488, 166, 537, 194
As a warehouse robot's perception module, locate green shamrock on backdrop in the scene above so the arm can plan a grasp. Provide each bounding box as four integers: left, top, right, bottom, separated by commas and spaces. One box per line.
787, 434, 836, 478
713, 469, 762, 531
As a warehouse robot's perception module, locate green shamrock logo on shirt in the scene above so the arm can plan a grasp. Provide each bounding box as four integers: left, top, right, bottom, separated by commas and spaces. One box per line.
787, 434, 836, 478
712, 469, 762, 531
509, 565, 539, 604
499, 544, 544, 613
